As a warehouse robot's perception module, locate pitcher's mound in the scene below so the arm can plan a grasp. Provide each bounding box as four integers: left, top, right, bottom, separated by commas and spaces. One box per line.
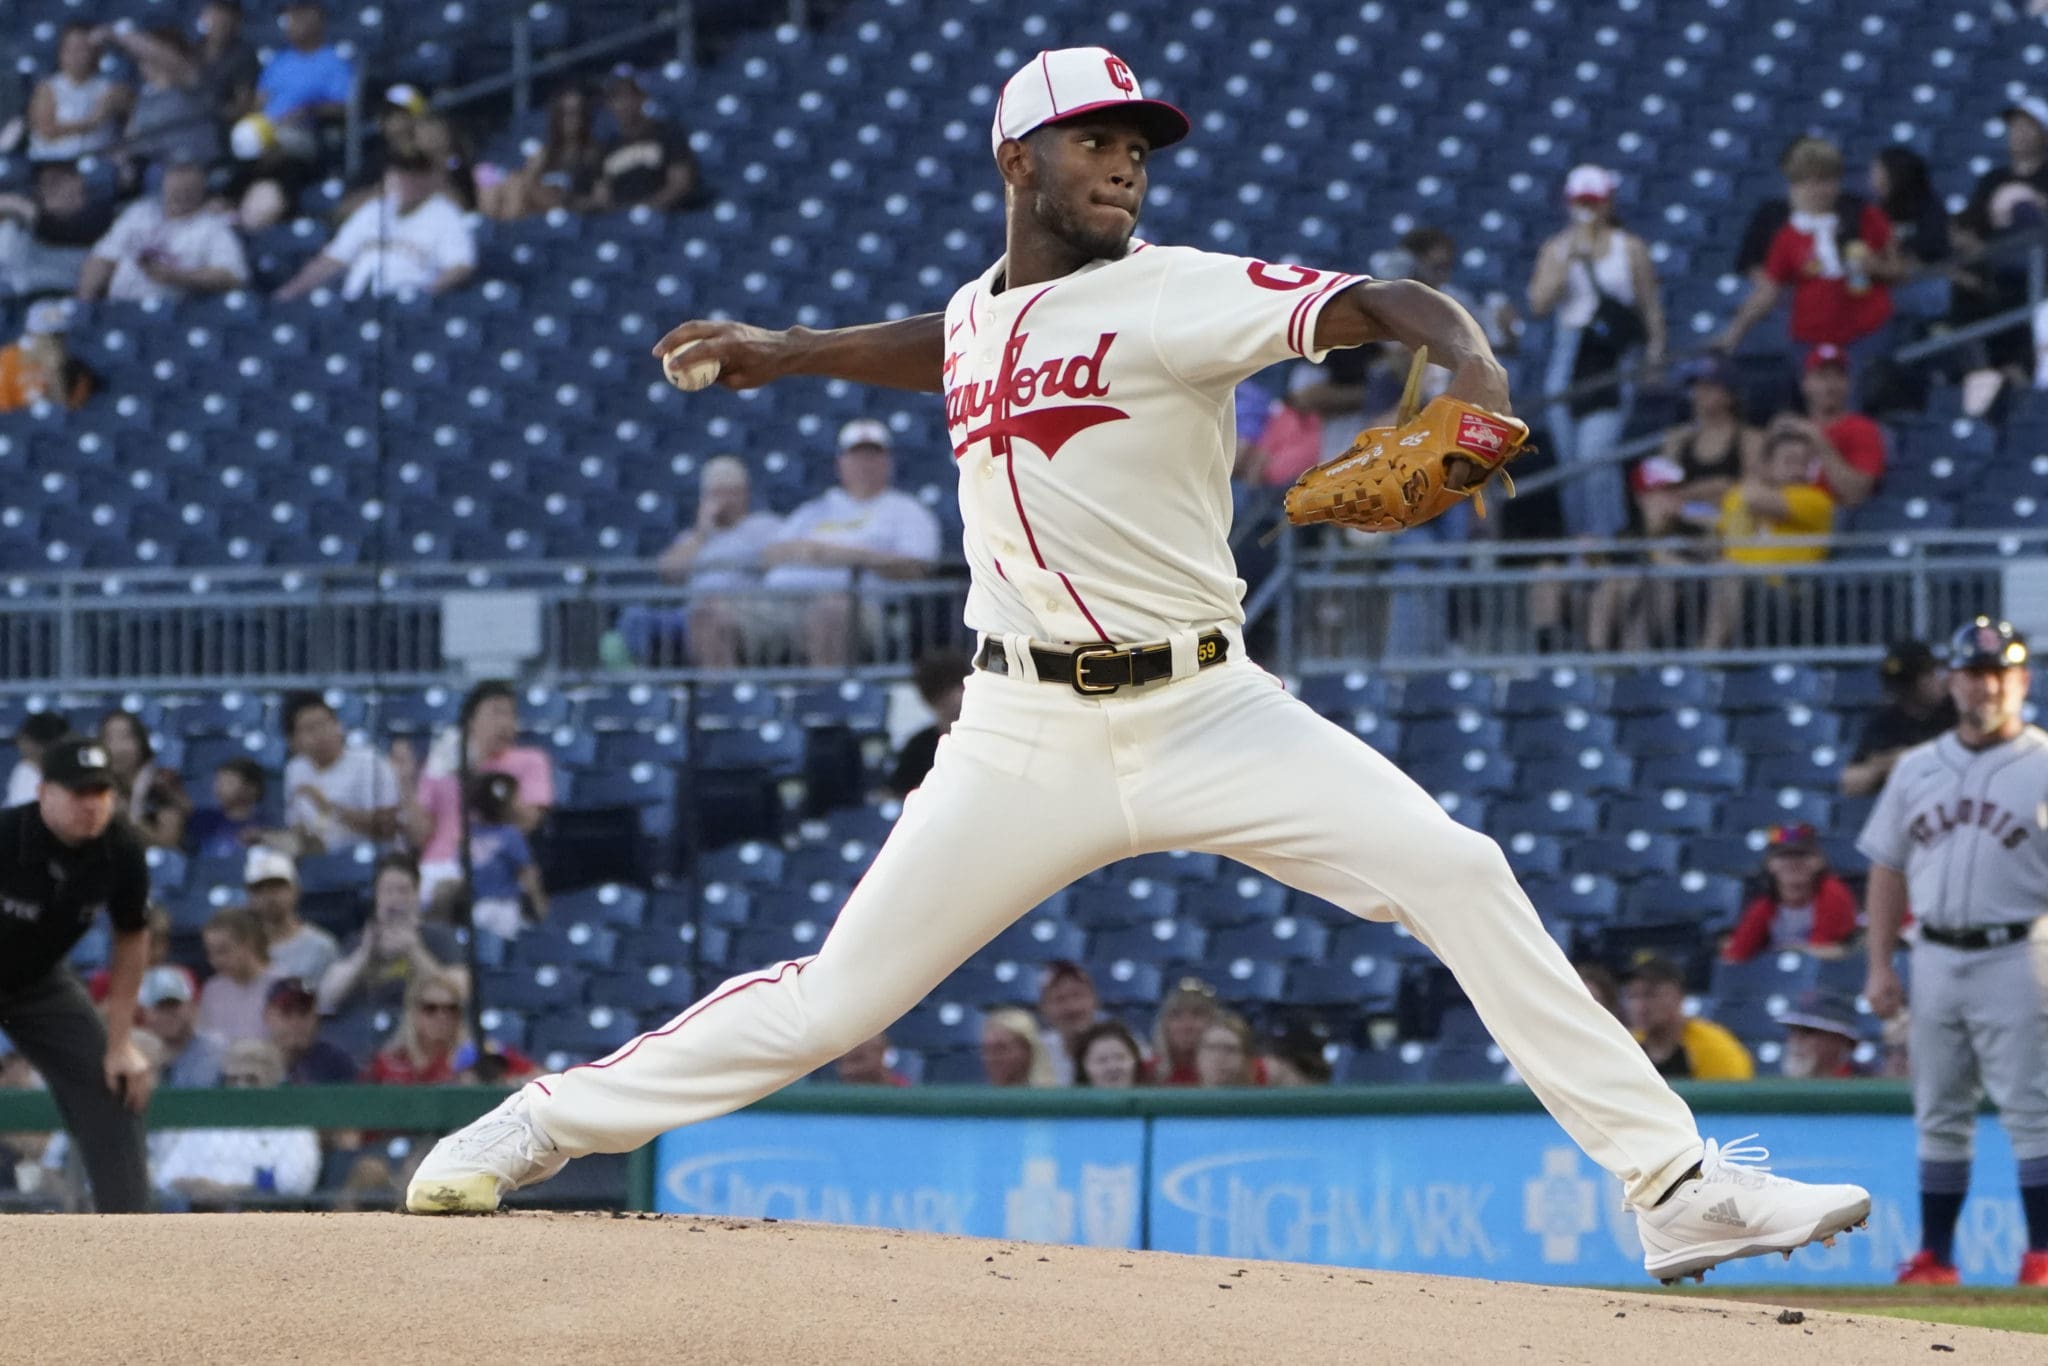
0, 1212, 2027, 1364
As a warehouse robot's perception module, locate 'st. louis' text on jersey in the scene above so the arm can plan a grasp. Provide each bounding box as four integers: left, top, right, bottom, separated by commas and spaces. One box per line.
1856, 726, 2048, 931
942, 242, 1364, 644
0, 803, 150, 992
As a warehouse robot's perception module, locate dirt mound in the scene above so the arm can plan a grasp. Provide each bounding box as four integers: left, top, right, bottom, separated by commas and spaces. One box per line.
0, 1212, 2027, 1365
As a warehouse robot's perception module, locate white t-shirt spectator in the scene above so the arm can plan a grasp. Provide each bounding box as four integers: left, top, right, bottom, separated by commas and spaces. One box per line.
284, 745, 399, 851
267, 922, 339, 986
197, 971, 279, 1045
326, 192, 475, 300
5, 760, 39, 807
690, 512, 783, 594
763, 488, 942, 593
153, 1125, 320, 1197
90, 200, 250, 303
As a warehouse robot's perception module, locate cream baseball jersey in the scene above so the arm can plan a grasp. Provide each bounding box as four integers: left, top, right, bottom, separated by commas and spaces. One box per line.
1856, 726, 2048, 929
941, 242, 1365, 644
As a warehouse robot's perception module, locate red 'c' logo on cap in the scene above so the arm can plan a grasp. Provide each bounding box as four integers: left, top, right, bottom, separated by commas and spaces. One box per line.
1104, 56, 1136, 92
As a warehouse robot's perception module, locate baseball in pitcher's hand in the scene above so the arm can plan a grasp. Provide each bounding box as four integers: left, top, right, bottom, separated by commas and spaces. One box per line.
651, 319, 797, 390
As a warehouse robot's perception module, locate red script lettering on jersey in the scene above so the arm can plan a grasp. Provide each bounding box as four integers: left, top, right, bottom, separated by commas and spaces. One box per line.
947, 331, 1129, 459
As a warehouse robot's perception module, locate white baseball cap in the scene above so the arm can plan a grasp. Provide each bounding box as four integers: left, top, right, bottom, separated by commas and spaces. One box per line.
2005, 95, 2048, 130
838, 417, 893, 452
245, 845, 299, 887
1564, 164, 1618, 202
990, 47, 1189, 158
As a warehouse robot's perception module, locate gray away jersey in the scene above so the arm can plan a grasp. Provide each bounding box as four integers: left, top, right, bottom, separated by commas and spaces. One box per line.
1857, 725, 2048, 929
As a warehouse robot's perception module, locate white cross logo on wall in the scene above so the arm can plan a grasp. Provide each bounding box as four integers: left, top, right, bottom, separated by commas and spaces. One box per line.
1522, 1146, 1600, 1263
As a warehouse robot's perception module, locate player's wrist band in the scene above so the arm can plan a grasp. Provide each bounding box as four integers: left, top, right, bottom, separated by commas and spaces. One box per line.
973, 632, 1230, 697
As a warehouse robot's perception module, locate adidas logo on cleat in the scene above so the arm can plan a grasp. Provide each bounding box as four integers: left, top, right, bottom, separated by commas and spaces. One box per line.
1700, 1198, 1745, 1228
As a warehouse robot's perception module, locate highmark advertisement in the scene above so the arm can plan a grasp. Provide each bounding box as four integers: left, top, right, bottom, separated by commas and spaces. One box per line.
654, 1109, 2030, 1284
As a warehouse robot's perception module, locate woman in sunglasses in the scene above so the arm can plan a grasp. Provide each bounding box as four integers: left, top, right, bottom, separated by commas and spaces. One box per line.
365, 971, 532, 1086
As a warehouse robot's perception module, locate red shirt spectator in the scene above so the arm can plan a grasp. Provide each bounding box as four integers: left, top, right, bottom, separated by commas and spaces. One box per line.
1763, 202, 1894, 347
1796, 345, 1888, 507
1721, 824, 1861, 962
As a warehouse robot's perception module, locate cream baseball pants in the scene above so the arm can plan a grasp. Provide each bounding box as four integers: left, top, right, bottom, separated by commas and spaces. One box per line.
525, 648, 1705, 1206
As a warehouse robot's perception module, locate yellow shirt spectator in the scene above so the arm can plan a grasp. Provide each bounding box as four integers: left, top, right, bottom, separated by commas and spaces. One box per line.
1719, 480, 1834, 566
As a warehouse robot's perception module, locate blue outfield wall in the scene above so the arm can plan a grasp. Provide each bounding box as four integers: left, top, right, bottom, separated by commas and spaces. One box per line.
654, 1085, 2032, 1285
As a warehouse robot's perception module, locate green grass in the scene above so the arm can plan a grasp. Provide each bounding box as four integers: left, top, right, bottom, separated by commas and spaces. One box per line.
1649, 1284, 2048, 1335
1859, 1304, 2048, 1334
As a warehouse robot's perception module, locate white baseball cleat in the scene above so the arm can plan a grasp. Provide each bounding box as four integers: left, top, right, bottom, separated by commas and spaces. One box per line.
405, 1090, 566, 1215
1635, 1134, 1871, 1284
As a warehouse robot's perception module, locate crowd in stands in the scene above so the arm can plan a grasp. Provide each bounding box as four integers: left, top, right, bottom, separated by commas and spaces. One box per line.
0, 2, 708, 342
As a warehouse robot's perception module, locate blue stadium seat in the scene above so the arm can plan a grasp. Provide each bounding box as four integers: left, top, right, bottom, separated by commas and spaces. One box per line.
694, 841, 786, 886
1290, 955, 1402, 1011
1500, 669, 1610, 716
1638, 746, 1747, 791
1605, 790, 1718, 834
1621, 873, 1744, 923
1721, 664, 1832, 710
1569, 832, 1684, 878
1617, 710, 1732, 757
1068, 880, 1180, 929
1491, 792, 1601, 836
1094, 960, 1166, 1008
1339, 1042, 1435, 1084
1517, 749, 1634, 795
1179, 874, 1292, 925
1404, 746, 1518, 797
1524, 873, 1621, 924
1392, 671, 1495, 717
1094, 921, 1208, 965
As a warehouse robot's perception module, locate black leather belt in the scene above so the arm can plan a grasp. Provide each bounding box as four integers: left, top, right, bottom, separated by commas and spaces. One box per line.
1919, 920, 2038, 950
973, 632, 1230, 696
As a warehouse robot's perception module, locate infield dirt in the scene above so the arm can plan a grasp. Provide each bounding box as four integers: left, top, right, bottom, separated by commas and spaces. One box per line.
0, 1211, 2034, 1364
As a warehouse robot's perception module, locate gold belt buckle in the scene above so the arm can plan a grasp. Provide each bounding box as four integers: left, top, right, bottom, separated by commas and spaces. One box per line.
1070, 643, 1128, 695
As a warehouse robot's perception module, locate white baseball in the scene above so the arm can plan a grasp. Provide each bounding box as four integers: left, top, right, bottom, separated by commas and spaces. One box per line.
663, 342, 722, 392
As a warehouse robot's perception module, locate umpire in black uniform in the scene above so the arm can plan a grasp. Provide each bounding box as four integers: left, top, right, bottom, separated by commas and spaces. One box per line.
0, 736, 154, 1211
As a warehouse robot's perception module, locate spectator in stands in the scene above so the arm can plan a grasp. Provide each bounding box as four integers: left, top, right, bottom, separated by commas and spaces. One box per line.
833, 1032, 909, 1086
1233, 368, 1325, 488
185, 757, 271, 859
316, 855, 462, 1016
263, 977, 355, 1084
1952, 96, 2048, 380
1526, 164, 1663, 543
96, 710, 187, 850
76, 158, 248, 304
140, 964, 223, 1088
366, 971, 531, 1085
89, 904, 181, 1016
479, 85, 602, 222
1871, 145, 1951, 319
1717, 137, 1899, 380
194, 0, 259, 130
1150, 979, 1220, 1085
754, 419, 944, 666
1700, 424, 1837, 650
6, 712, 71, 807
1623, 955, 1755, 1080
1777, 990, 1869, 1081
1721, 824, 1861, 963
101, 25, 222, 177
1071, 1020, 1145, 1088
1261, 1026, 1334, 1087
0, 163, 117, 302
587, 68, 702, 214
249, 2, 350, 152
197, 906, 276, 1045
1574, 960, 1625, 1022
1036, 961, 1107, 1086
0, 1030, 55, 1186
612, 456, 782, 668
0, 299, 97, 412
979, 1007, 1055, 1087
243, 847, 337, 985
888, 653, 968, 796
154, 1039, 318, 1204
448, 772, 548, 941
26, 24, 130, 164
281, 691, 400, 855
1841, 641, 1957, 797
1795, 345, 1887, 508
1590, 356, 1760, 650
401, 680, 554, 905
1194, 1013, 1264, 1088
272, 153, 475, 301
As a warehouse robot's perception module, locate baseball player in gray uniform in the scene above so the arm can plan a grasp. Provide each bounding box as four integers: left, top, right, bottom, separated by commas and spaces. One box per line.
1861, 616, 2048, 1285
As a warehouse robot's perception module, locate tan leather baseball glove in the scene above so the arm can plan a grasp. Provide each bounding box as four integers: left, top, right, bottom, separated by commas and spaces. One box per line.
1283, 348, 1530, 534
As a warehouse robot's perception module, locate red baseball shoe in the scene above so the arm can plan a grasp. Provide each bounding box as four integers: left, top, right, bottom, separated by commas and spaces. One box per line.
1896, 1250, 1960, 1286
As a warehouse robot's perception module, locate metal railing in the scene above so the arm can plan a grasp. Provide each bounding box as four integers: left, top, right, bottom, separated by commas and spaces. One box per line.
1277, 527, 2035, 674
0, 565, 972, 693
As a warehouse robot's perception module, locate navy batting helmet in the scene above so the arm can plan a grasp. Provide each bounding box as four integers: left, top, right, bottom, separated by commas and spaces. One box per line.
1946, 616, 2030, 671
